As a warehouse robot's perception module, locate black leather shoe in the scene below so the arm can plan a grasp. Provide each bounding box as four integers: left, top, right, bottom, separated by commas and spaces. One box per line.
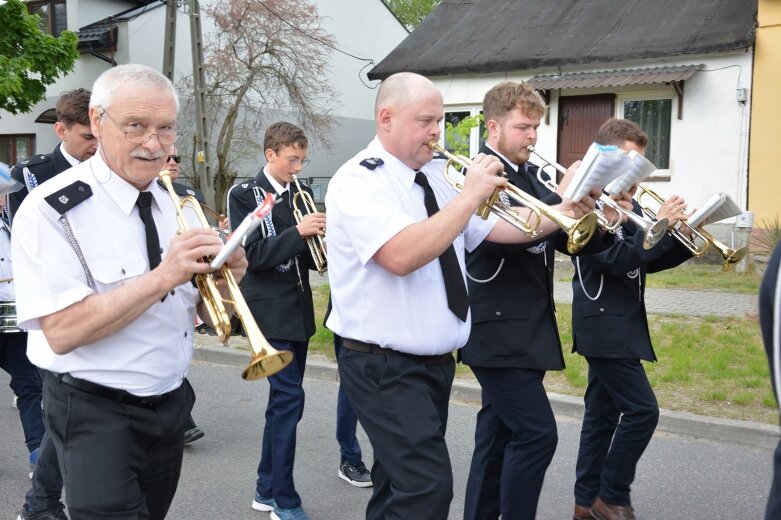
591, 497, 636, 520
183, 427, 205, 445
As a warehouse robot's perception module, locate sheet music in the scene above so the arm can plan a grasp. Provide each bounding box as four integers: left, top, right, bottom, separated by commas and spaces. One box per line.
687, 193, 741, 228
604, 151, 657, 196
563, 143, 628, 201
0, 162, 23, 196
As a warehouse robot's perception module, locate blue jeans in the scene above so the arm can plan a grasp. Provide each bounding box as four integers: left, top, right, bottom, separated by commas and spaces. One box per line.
1, 331, 44, 453
256, 340, 308, 509
333, 335, 362, 465
25, 429, 64, 513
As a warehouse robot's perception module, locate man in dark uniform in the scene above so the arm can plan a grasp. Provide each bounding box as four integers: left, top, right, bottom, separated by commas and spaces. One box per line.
461, 81, 605, 520
227, 121, 325, 520
13, 88, 94, 520
9, 88, 96, 220
570, 119, 692, 520
760, 241, 781, 519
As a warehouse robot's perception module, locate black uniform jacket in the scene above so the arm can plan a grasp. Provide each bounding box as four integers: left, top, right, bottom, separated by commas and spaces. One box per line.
227, 171, 315, 343
9, 143, 72, 220
760, 242, 781, 403
571, 201, 692, 361
461, 145, 605, 371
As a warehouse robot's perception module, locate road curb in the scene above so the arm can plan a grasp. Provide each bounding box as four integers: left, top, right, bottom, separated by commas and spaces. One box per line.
193, 344, 780, 450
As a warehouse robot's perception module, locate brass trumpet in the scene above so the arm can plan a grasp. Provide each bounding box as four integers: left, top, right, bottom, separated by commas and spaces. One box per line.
292, 175, 327, 275
428, 142, 597, 254
158, 170, 293, 380
527, 145, 669, 250
635, 185, 748, 271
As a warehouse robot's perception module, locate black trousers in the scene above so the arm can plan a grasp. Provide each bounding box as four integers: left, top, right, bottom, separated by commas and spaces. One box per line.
574, 357, 659, 507
464, 366, 558, 520
43, 372, 194, 520
338, 343, 455, 520
766, 435, 781, 519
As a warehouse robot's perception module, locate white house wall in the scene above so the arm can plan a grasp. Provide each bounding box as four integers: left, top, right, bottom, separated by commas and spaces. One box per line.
1, 0, 406, 184
433, 49, 754, 221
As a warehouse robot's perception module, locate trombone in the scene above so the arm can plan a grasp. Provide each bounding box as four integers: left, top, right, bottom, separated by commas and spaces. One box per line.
428, 141, 597, 254
292, 175, 327, 275
635, 185, 748, 271
159, 170, 293, 380
527, 145, 669, 250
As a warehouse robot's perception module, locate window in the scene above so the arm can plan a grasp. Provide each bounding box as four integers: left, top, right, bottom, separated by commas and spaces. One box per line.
442, 109, 485, 158
0, 135, 36, 166
27, 0, 67, 37
621, 98, 672, 169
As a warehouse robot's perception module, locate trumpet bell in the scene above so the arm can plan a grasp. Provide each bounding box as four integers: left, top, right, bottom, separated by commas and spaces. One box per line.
158, 169, 293, 380
243, 350, 295, 380
568, 212, 599, 254
642, 218, 670, 250
721, 246, 748, 271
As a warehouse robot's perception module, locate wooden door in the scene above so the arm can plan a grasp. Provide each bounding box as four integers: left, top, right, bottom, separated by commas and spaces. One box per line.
557, 94, 615, 168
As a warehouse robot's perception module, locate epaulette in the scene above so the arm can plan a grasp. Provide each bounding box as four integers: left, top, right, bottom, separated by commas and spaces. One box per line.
17, 154, 50, 168
44, 181, 93, 215
432, 152, 447, 160
359, 158, 384, 170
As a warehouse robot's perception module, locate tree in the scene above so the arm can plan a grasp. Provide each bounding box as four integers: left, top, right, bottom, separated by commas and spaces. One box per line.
0, 0, 78, 115
384, 0, 441, 30
178, 0, 338, 213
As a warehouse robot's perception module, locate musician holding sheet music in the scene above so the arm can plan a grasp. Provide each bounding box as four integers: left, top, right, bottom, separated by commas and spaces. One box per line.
570, 118, 693, 520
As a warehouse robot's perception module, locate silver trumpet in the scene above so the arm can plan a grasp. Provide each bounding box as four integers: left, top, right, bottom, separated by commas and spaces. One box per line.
526, 145, 669, 250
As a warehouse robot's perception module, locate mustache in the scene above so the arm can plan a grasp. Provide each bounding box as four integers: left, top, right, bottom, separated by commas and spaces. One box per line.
130, 150, 166, 160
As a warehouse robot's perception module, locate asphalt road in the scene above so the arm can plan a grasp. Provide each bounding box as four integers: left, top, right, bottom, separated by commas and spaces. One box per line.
0, 359, 775, 519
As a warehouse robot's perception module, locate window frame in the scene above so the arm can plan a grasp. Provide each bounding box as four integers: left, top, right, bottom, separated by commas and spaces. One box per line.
441, 106, 484, 158
26, 0, 68, 37
616, 91, 674, 180
0, 134, 37, 166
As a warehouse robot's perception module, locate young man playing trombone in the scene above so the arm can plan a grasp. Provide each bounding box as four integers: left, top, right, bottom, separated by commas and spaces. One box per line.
227, 122, 324, 520
571, 118, 693, 520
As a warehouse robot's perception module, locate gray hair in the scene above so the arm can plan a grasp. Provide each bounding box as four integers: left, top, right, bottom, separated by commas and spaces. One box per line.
90, 64, 179, 111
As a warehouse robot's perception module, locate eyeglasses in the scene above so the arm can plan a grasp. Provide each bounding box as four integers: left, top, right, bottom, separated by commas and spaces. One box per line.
287, 156, 310, 168
100, 108, 178, 146
168, 155, 181, 164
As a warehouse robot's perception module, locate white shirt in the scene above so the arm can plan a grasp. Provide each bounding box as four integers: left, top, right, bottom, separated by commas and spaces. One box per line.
12, 153, 201, 395
324, 137, 497, 355
263, 167, 290, 196
59, 145, 81, 168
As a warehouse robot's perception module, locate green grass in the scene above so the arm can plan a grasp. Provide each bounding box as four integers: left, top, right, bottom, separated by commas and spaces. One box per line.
309, 284, 777, 424
557, 259, 761, 294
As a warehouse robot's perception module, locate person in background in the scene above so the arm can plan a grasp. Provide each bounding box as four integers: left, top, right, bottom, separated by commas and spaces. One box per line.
0, 185, 46, 495
227, 121, 325, 520
332, 334, 372, 488
9, 88, 96, 220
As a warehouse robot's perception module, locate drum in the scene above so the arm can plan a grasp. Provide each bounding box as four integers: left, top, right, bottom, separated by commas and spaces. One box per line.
0, 302, 20, 333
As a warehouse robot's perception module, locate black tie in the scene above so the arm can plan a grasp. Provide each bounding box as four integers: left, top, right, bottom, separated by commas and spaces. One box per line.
136, 191, 162, 270
414, 171, 469, 321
